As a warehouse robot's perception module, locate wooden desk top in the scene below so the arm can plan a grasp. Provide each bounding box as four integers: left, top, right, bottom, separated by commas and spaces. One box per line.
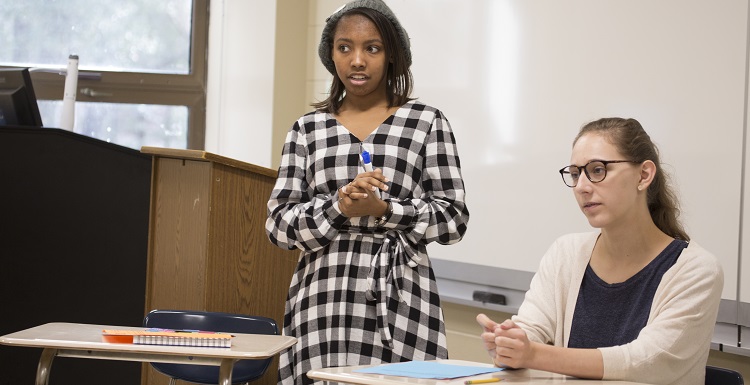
0, 322, 296, 360
140, 146, 278, 178
307, 359, 652, 385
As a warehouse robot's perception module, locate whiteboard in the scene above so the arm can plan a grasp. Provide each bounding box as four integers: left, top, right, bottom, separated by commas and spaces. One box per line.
382, 0, 749, 300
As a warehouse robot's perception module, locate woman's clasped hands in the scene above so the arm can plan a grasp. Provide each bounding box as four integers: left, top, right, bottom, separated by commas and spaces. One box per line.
339, 168, 389, 218
477, 313, 537, 370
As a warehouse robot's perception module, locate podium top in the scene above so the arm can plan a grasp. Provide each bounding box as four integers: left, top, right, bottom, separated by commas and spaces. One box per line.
141, 147, 277, 178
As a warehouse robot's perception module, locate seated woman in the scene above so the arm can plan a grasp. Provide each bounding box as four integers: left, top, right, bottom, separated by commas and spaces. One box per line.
477, 117, 723, 385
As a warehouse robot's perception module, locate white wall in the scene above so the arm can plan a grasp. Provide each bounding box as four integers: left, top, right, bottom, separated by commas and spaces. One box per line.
205, 0, 277, 168
210, 0, 748, 306
306, 1, 749, 303
209, 0, 750, 375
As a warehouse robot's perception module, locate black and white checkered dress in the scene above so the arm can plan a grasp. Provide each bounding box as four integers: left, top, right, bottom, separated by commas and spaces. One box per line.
266, 100, 469, 385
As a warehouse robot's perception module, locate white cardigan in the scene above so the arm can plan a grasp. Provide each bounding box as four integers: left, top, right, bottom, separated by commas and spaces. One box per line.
512, 232, 723, 385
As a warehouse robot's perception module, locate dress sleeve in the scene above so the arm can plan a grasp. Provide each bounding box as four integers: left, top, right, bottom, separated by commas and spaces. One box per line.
382, 110, 470, 246
598, 248, 724, 384
265, 119, 348, 252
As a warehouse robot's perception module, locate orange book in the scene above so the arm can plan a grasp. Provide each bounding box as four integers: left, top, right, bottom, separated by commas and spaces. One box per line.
102, 328, 233, 348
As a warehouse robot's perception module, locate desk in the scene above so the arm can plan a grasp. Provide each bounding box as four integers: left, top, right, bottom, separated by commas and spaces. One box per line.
0, 323, 297, 385
307, 359, 652, 385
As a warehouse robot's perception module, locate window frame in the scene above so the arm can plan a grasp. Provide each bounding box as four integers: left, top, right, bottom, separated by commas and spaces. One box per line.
7, 0, 209, 150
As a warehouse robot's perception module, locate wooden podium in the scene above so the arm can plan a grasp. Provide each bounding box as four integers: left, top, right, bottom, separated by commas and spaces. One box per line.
140, 147, 299, 385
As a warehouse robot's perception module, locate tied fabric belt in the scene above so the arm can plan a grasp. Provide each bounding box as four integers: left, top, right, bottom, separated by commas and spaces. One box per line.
365, 230, 421, 349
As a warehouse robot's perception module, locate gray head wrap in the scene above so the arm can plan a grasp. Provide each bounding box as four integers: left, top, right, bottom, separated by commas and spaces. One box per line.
318, 0, 411, 75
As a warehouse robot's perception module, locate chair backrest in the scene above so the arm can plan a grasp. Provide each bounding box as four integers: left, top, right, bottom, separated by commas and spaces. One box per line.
144, 309, 278, 385
706, 366, 744, 385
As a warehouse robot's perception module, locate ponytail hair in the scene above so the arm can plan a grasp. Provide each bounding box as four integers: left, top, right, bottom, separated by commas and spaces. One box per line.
575, 118, 689, 241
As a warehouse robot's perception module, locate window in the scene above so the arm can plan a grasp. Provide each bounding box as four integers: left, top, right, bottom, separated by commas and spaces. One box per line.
0, 0, 208, 150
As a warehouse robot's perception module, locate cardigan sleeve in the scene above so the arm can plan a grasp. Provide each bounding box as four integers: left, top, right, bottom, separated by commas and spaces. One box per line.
598, 244, 723, 384
511, 236, 572, 344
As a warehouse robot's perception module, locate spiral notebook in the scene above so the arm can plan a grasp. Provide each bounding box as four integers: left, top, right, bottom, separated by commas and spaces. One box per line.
102, 328, 234, 348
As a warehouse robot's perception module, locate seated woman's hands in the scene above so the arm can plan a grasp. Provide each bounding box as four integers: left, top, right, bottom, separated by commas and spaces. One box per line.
476, 314, 536, 369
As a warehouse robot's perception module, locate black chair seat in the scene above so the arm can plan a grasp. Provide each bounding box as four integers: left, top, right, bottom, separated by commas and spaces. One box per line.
144, 309, 278, 385
706, 365, 744, 385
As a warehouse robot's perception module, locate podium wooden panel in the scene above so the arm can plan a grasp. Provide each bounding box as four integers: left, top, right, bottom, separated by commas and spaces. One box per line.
140, 147, 299, 385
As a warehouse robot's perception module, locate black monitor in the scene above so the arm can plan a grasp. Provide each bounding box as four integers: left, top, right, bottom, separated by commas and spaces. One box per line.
0, 67, 43, 127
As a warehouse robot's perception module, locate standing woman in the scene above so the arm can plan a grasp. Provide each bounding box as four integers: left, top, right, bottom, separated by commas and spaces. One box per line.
266, 1, 470, 384
477, 118, 723, 385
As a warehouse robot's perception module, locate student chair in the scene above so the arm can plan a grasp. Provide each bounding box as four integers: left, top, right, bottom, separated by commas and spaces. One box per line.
143, 310, 278, 385
706, 365, 744, 385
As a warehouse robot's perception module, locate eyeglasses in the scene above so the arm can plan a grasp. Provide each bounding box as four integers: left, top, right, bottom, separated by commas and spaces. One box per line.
559, 160, 640, 187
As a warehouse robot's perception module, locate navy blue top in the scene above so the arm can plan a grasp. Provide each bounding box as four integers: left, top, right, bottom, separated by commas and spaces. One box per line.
567, 239, 688, 348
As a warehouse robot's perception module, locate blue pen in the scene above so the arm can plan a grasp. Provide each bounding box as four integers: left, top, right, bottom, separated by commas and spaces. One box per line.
361, 150, 381, 198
